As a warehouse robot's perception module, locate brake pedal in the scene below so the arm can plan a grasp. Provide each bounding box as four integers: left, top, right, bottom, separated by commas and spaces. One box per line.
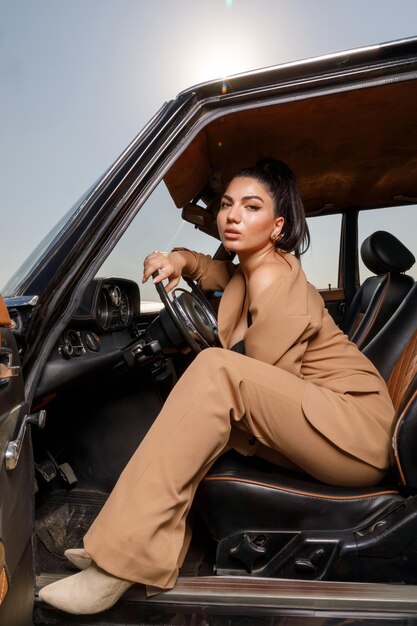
46, 451, 78, 487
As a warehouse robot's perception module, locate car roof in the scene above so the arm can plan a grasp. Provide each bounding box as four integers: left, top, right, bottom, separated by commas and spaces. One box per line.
163, 37, 417, 217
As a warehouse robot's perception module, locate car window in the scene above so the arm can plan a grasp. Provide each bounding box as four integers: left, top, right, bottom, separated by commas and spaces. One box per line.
97, 182, 219, 302
301, 214, 342, 290
358, 205, 417, 282
98, 193, 345, 299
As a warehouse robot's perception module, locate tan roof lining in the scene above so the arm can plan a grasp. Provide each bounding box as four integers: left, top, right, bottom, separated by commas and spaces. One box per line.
164, 80, 417, 217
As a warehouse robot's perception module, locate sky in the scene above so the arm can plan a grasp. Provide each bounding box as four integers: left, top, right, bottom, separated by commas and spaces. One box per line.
1, 0, 417, 292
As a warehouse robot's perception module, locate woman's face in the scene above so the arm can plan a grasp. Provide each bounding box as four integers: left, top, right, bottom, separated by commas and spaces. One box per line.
217, 176, 284, 256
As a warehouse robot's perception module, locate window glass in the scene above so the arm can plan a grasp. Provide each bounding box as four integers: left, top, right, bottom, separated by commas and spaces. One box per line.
97, 182, 219, 302
301, 214, 342, 289
97, 189, 346, 300
358, 205, 417, 282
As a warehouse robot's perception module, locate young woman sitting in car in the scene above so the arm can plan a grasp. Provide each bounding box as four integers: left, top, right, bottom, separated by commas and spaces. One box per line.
40, 158, 395, 614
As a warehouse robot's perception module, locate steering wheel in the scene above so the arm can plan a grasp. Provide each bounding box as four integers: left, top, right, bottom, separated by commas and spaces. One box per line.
153, 272, 219, 353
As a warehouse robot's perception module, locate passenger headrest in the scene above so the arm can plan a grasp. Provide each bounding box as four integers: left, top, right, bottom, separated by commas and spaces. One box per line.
361, 231, 415, 275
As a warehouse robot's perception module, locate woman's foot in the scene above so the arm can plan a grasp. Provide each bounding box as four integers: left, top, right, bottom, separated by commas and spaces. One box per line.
64, 548, 92, 570
38, 563, 133, 614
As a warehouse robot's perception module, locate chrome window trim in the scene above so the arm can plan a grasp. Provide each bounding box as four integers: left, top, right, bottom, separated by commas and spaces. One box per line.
3, 296, 38, 308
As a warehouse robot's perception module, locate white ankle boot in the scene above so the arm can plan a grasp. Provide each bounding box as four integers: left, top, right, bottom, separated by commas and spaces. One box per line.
38, 563, 133, 614
64, 548, 92, 570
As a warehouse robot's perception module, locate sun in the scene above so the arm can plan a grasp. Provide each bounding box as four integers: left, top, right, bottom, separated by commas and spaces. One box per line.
184, 34, 264, 87
198, 47, 252, 83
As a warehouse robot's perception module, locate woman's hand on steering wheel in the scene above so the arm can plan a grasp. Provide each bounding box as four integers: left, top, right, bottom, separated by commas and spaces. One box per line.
142, 250, 185, 292
142, 249, 218, 353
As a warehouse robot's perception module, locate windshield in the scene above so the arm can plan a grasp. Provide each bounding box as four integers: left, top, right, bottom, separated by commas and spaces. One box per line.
1, 179, 100, 296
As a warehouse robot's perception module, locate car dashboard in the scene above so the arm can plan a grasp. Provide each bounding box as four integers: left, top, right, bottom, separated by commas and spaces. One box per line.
35, 278, 151, 398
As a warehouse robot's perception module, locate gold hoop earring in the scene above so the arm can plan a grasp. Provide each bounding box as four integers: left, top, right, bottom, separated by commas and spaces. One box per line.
271, 231, 284, 244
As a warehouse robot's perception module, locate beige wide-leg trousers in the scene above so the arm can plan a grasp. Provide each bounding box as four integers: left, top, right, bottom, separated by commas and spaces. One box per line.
84, 348, 385, 590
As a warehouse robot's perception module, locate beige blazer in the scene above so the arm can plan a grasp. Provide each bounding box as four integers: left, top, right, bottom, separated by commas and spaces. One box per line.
187, 250, 395, 470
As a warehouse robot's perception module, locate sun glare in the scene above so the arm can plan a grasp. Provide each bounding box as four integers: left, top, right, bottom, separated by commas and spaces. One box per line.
177, 9, 268, 92
190, 44, 256, 85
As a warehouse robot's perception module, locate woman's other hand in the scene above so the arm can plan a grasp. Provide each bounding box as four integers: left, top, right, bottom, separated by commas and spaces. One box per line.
142, 250, 186, 292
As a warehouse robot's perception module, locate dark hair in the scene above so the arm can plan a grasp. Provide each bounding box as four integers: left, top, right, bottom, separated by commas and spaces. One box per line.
234, 158, 310, 254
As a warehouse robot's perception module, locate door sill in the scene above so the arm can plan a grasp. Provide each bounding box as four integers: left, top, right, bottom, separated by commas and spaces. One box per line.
36, 573, 417, 614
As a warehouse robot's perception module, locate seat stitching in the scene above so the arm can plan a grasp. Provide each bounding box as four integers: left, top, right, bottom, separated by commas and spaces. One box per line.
399, 340, 415, 396
392, 387, 417, 486
203, 476, 399, 501
399, 341, 417, 405
388, 339, 409, 408
357, 274, 391, 349
389, 332, 417, 409
351, 311, 364, 335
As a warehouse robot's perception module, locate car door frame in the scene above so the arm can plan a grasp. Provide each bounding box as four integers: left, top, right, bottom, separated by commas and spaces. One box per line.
0, 297, 34, 626
317, 209, 359, 327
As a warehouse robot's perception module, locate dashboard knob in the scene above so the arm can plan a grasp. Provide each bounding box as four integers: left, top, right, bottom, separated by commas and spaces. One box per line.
85, 332, 100, 352
59, 342, 73, 359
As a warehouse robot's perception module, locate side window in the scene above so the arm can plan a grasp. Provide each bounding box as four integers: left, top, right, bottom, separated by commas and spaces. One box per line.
301, 214, 342, 290
358, 205, 417, 283
97, 182, 219, 302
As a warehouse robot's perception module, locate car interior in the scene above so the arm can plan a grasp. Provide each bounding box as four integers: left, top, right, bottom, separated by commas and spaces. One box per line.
4, 60, 416, 618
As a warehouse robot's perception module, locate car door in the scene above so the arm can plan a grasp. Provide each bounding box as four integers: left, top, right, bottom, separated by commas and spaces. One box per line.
0, 296, 34, 626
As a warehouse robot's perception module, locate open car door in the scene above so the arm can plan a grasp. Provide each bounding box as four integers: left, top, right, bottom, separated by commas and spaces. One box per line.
0, 296, 34, 626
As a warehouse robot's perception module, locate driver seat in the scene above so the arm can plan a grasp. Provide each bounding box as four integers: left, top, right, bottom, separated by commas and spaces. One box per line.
195, 283, 417, 583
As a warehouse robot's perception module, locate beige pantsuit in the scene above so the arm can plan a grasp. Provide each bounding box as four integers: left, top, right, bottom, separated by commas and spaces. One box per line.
84, 252, 395, 591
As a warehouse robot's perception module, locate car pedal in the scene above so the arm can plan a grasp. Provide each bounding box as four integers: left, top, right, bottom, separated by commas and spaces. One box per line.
46, 450, 78, 487
58, 462, 78, 486
35, 459, 58, 483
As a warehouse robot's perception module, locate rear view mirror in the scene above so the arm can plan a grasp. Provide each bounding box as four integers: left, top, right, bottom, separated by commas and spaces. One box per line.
181, 203, 220, 239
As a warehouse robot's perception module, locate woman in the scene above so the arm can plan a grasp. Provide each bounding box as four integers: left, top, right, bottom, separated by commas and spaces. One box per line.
40, 159, 395, 614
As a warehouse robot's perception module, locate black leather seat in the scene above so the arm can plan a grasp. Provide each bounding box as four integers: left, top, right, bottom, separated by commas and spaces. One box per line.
196, 284, 417, 582
342, 230, 415, 349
